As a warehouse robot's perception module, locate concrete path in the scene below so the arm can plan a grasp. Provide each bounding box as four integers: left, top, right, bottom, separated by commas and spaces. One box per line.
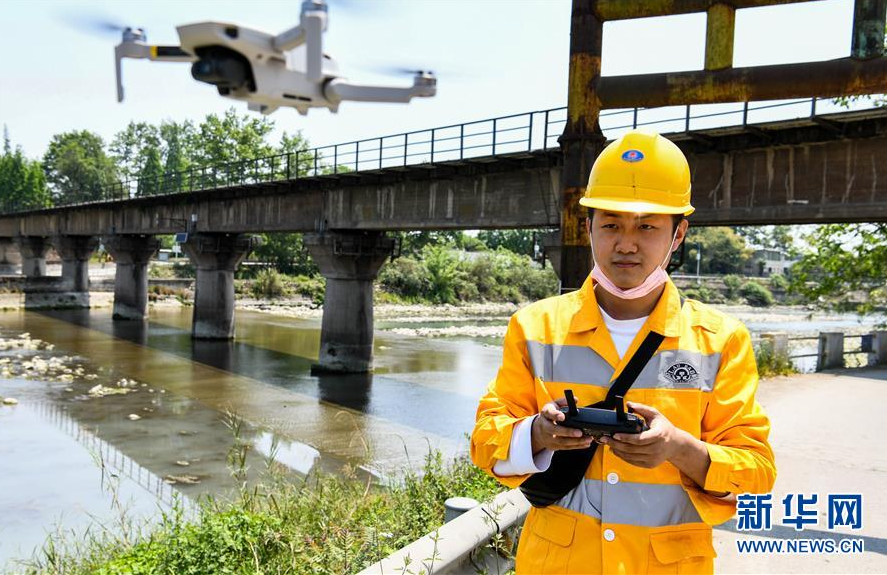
714, 368, 887, 574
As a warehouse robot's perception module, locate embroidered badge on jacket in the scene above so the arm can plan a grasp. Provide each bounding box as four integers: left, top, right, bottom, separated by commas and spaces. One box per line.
664, 362, 700, 384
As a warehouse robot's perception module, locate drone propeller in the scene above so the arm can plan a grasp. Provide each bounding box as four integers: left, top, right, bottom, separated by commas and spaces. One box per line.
58, 12, 141, 38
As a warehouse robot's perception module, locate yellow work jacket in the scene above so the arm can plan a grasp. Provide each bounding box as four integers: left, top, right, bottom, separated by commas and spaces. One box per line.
471, 275, 776, 575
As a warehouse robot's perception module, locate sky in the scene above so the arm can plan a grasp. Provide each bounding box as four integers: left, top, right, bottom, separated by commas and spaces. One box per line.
0, 0, 867, 160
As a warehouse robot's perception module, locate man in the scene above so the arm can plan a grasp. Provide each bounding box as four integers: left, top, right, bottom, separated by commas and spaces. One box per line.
471, 130, 776, 574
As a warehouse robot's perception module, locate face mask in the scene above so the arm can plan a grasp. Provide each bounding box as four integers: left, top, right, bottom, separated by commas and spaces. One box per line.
590, 224, 679, 300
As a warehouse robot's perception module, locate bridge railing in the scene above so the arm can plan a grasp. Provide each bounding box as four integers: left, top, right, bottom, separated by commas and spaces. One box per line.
2, 96, 880, 215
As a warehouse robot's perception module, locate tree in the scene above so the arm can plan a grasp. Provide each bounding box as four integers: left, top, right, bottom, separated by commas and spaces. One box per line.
733, 225, 795, 255
136, 146, 163, 197
679, 226, 750, 275
252, 233, 318, 276
43, 131, 118, 204
789, 224, 887, 314
0, 126, 51, 212
476, 229, 543, 256
110, 121, 161, 181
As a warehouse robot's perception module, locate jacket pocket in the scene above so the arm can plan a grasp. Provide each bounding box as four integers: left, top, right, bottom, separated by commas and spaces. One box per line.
648, 526, 716, 575
517, 507, 576, 574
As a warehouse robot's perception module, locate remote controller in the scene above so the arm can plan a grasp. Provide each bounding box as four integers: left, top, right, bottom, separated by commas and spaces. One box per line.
557, 389, 649, 438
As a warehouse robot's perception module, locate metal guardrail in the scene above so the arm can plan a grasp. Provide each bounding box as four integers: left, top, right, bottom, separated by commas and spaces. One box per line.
756, 330, 886, 370
2, 97, 877, 215
356, 488, 529, 575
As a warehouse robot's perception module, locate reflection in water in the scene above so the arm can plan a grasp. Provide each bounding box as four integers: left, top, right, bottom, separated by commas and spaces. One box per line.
192, 338, 236, 373
32, 400, 182, 508
253, 432, 319, 476
317, 371, 373, 412
111, 316, 148, 346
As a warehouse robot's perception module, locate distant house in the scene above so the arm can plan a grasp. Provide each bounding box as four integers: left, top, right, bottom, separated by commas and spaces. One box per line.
744, 248, 797, 277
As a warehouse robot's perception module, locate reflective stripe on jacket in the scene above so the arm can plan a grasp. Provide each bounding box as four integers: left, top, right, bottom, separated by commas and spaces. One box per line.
470, 275, 776, 574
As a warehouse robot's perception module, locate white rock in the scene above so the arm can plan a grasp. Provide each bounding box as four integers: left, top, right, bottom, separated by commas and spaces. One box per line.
2, 397, 19, 405
127, 413, 141, 421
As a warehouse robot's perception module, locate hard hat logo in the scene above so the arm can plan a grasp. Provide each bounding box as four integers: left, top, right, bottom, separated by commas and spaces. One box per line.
580, 129, 695, 216
621, 149, 644, 163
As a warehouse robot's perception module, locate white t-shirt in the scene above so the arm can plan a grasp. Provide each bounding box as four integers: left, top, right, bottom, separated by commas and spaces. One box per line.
492, 305, 649, 476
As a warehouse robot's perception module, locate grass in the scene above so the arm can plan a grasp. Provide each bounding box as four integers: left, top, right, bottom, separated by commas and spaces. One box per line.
17, 443, 505, 575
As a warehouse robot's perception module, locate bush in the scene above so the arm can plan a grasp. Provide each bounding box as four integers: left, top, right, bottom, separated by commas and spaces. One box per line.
722, 274, 743, 300
768, 274, 789, 293
291, 274, 325, 306
147, 264, 176, 279
250, 268, 289, 299
740, 281, 774, 307
420, 245, 465, 304
680, 284, 726, 304
755, 339, 796, 378
378, 257, 431, 301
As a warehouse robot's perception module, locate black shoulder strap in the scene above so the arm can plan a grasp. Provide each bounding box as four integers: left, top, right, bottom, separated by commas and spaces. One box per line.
601, 330, 665, 408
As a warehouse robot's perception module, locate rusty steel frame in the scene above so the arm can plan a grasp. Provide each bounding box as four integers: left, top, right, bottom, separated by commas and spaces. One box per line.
557, 0, 887, 292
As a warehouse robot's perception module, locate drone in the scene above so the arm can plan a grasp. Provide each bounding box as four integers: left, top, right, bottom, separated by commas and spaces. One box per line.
113, 0, 437, 115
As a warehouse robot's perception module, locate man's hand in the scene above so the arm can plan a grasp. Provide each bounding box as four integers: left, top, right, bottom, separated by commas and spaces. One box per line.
530, 398, 595, 454
599, 402, 687, 469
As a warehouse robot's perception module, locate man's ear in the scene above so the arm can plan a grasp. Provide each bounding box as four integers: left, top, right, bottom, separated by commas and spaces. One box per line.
673, 218, 689, 251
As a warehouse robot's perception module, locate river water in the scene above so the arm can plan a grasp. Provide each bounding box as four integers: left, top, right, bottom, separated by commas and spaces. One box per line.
0, 303, 883, 569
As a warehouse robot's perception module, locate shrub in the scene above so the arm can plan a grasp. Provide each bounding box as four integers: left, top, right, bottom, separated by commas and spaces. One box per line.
740, 281, 774, 307
250, 268, 289, 299
680, 284, 725, 304
147, 264, 176, 279
378, 257, 431, 300
768, 273, 789, 293
755, 339, 796, 377
291, 274, 325, 306
722, 274, 743, 300
420, 245, 465, 304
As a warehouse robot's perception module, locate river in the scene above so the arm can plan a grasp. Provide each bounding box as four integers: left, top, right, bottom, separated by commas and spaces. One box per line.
0, 302, 883, 569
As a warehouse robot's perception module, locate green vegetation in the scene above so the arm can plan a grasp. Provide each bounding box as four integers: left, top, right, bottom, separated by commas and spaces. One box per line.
679, 283, 726, 304
378, 247, 558, 305
679, 227, 751, 275
754, 339, 797, 378
23, 451, 504, 575
789, 223, 887, 315
251, 268, 290, 299
739, 281, 775, 307
0, 127, 51, 212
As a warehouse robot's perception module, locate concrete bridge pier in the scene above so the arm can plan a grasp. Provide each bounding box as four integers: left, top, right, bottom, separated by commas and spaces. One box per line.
104, 235, 161, 320
0, 237, 21, 274
53, 235, 99, 292
15, 236, 50, 277
305, 231, 395, 373
182, 233, 258, 339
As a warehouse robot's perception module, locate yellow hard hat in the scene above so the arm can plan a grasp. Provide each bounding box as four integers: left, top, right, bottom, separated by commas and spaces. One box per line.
580, 129, 694, 216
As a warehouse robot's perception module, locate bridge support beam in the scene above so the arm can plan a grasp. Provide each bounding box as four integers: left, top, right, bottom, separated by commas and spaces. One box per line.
305, 231, 395, 373
0, 237, 20, 274
182, 233, 258, 339
104, 235, 161, 320
16, 236, 50, 277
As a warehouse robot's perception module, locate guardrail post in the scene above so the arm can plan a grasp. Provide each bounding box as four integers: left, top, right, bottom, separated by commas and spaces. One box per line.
444, 497, 479, 523
379, 137, 383, 170
403, 134, 408, 166
286, 153, 291, 179
459, 124, 464, 159
810, 97, 817, 117
333, 145, 338, 174
543, 110, 550, 148
742, 101, 749, 126
355, 141, 359, 172
817, 332, 844, 371
633, 107, 638, 129
685, 104, 691, 132
527, 112, 534, 151
431, 128, 436, 163
492, 118, 498, 155
872, 330, 887, 366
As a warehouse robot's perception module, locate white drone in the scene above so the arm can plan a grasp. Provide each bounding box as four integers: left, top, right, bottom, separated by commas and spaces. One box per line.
114, 0, 437, 115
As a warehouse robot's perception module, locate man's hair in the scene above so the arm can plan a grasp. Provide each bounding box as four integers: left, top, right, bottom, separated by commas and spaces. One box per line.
587, 208, 685, 233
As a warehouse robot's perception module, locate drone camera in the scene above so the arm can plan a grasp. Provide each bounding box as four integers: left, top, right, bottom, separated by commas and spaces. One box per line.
191, 46, 256, 92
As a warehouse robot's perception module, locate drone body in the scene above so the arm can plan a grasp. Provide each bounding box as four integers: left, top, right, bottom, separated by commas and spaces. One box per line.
114, 0, 436, 115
